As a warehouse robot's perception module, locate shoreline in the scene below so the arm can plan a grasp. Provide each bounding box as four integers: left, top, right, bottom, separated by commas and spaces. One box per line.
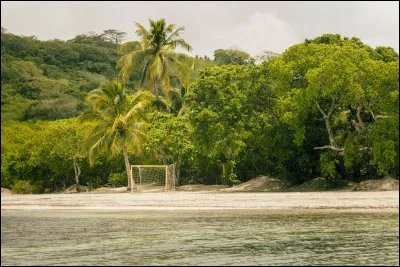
1, 191, 398, 213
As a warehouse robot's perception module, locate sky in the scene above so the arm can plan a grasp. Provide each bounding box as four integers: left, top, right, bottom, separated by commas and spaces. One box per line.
1, 1, 399, 58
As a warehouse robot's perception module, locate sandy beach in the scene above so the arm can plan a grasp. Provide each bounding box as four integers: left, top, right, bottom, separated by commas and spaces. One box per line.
1, 191, 399, 212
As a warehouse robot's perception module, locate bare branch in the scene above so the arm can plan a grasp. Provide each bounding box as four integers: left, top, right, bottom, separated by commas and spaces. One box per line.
327, 95, 337, 118
314, 145, 369, 156
315, 99, 337, 147
314, 100, 326, 118
374, 115, 390, 119
370, 110, 390, 120
314, 145, 344, 152
351, 119, 363, 134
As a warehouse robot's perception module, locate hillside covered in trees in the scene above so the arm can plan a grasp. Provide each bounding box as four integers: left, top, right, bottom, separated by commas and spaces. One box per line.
1, 21, 398, 193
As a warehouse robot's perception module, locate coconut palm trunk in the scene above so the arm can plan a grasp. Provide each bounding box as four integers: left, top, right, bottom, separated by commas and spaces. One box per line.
122, 142, 133, 190
73, 157, 81, 189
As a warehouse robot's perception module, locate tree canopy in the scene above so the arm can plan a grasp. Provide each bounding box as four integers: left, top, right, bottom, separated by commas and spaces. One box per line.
1, 27, 398, 193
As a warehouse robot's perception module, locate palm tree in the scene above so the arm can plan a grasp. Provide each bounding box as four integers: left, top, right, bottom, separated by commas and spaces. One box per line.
116, 18, 194, 98
79, 81, 153, 190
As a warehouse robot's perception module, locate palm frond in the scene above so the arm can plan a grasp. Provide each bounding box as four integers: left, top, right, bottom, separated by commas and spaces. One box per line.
78, 110, 103, 123
138, 60, 151, 89
108, 131, 121, 156
160, 55, 171, 95
123, 93, 153, 121
152, 53, 163, 75
117, 41, 141, 55
177, 104, 190, 116
168, 38, 192, 52
151, 97, 172, 113
164, 26, 185, 43
168, 56, 190, 88
170, 87, 183, 102
127, 90, 154, 109
87, 130, 113, 166
117, 50, 148, 83
124, 124, 148, 154
165, 23, 176, 34
175, 53, 195, 69
85, 122, 112, 146
134, 21, 150, 39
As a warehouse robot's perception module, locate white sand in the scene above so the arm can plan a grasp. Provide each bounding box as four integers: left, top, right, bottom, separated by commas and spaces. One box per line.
1, 191, 399, 212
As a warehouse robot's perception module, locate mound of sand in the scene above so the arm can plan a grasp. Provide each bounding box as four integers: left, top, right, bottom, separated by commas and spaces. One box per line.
355, 178, 399, 191
290, 177, 336, 191
219, 176, 281, 192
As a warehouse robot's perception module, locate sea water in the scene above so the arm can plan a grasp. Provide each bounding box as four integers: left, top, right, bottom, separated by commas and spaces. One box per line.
1, 209, 398, 266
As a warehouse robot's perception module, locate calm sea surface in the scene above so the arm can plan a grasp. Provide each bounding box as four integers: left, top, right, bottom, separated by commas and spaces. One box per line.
1, 209, 398, 266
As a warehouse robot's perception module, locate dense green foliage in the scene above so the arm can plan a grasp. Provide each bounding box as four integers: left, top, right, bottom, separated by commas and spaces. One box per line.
269, 35, 399, 182
1, 29, 119, 121
1, 118, 126, 192
1, 25, 398, 193
213, 48, 255, 65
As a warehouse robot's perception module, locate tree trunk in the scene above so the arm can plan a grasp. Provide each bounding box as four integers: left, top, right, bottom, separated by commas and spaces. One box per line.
315, 99, 337, 148
352, 100, 366, 134
324, 116, 336, 147
314, 97, 344, 155
174, 159, 181, 186
122, 143, 132, 190
355, 100, 366, 132
73, 158, 81, 188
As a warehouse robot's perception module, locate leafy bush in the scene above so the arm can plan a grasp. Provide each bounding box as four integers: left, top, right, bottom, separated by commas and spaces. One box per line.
320, 152, 340, 182
12, 180, 34, 194
108, 173, 127, 187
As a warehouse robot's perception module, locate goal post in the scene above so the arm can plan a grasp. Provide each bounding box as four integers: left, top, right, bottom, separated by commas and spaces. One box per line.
130, 164, 176, 192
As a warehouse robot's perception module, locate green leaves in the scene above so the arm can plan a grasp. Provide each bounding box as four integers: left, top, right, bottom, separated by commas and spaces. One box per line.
272, 34, 399, 180
117, 19, 193, 99
187, 65, 258, 183
213, 48, 255, 66
82, 81, 150, 166
2, 29, 398, 189
369, 119, 399, 176
1, 119, 91, 191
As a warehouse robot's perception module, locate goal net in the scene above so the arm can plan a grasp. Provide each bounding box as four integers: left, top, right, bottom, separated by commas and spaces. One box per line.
130, 164, 176, 192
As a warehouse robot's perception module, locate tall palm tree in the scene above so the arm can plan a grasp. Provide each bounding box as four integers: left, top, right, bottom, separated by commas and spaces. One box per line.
79, 81, 153, 190
116, 18, 194, 98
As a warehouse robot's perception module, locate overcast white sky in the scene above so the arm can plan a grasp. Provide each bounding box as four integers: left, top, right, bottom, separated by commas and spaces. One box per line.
1, 1, 399, 57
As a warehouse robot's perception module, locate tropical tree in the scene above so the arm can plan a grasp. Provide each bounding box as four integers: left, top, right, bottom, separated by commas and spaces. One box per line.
102, 29, 127, 48
187, 65, 255, 185
116, 18, 194, 98
269, 34, 399, 181
213, 48, 255, 65
79, 81, 153, 190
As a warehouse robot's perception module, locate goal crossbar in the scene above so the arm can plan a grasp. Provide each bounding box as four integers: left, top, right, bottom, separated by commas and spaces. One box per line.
130, 164, 175, 193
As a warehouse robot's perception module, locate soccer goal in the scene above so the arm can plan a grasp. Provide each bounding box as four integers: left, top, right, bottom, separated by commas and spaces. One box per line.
130, 164, 176, 192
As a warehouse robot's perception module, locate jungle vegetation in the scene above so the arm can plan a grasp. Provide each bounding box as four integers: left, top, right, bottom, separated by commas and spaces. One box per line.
1, 20, 398, 193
